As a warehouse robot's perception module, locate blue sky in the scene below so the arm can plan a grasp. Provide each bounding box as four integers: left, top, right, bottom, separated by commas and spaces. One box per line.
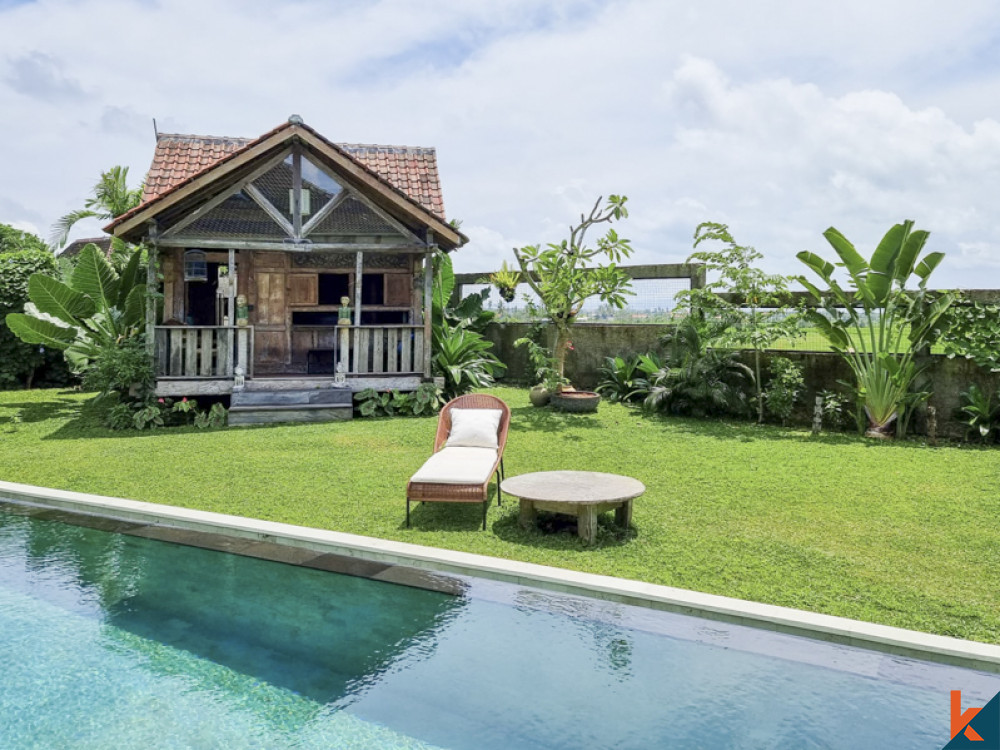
2, 0, 1000, 288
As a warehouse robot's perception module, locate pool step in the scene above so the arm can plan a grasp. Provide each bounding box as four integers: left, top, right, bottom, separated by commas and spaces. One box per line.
229, 388, 353, 426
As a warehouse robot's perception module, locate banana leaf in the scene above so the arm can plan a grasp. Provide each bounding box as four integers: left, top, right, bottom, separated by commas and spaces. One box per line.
821, 227, 868, 277
72, 244, 120, 310
4, 313, 77, 350
122, 284, 146, 328
117, 248, 144, 308
27, 274, 96, 324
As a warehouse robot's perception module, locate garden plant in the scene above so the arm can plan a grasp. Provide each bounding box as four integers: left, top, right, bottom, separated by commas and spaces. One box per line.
679, 222, 802, 423
797, 220, 954, 438
5, 243, 146, 375
431, 250, 505, 399
513, 195, 633, 388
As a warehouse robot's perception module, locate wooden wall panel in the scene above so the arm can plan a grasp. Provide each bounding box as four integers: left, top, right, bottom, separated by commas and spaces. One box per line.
254, 330, 287, 365
385, 273, 411, 306
255, 272, 286, 325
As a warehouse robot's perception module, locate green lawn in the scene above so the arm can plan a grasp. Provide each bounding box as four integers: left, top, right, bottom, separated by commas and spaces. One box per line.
1, 387, 997, 644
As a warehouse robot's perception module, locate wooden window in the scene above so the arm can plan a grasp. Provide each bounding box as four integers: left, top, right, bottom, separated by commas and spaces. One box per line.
289, 274, 318, 306
317, 273, 350, 304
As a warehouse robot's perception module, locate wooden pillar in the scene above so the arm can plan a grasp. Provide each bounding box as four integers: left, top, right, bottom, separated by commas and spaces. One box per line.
291, 147, 303, 238
423, 238, 435, 378
227, 248, 236, 324
145, 238, 158, 356
353, 250, 363, 373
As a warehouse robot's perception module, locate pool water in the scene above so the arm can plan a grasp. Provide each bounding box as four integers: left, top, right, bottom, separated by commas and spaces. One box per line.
0, 505, 996, 749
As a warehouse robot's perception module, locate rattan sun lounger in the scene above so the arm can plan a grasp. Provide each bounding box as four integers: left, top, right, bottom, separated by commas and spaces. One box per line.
406, 394, 510, 530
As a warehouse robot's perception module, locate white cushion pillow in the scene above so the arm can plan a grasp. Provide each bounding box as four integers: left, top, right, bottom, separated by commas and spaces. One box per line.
410, 447, 498, 484
445, 408, 502, 449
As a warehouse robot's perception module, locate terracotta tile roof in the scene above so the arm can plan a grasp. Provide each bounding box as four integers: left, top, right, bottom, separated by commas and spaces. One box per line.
58, 236, 112, 258
142, 133, 447, 221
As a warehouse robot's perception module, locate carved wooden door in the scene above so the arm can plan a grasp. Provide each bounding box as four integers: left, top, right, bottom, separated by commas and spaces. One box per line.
254, 270, 288, 369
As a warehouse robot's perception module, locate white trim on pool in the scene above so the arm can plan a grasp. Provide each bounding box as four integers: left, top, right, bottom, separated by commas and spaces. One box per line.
1, 478, 997, 674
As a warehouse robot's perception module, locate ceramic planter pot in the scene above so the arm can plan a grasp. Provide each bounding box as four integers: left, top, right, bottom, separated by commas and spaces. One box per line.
550, 390, 600, 413
529, 385, 551, 407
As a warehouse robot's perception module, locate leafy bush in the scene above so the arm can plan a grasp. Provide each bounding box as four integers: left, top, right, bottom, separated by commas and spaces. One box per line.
194, 403, 228, 429
642, 319, 754, 418
100, 394, 228, 431
939, 295, 1000, 373
81, 334, 154, 398
596, 355, 649, 403
433, 325, 506, 400
514, 335, 566, 393
956, 384, 1000, 443
817, 389, 852, 431
354, 383, 444, 418
763, 357, 804, 425
0, 243, 75, 390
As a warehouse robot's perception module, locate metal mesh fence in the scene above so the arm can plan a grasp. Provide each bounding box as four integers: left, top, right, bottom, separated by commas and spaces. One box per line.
460, 277, 693, 324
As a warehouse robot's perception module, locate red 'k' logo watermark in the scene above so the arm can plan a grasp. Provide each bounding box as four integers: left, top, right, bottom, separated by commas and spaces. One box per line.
953, 691, 984, 742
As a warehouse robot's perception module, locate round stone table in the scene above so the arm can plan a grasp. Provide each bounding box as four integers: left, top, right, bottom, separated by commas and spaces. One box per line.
500, 471, 645, 545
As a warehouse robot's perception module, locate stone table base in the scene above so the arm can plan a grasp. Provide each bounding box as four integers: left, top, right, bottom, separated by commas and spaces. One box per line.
501, 471, 645, 545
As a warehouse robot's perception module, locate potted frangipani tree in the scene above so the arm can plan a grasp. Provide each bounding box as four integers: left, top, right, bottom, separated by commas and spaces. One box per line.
513, 195, 633, 412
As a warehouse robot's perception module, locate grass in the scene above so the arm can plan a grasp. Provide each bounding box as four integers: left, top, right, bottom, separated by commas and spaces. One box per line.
0, 386, 998, 644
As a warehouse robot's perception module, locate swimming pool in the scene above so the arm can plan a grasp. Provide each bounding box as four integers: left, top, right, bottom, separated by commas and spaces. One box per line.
1, 501, 997, 749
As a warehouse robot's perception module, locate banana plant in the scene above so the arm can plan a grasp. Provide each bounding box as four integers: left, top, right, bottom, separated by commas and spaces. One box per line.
5, 243, 145, 372
797, 221, 954, 437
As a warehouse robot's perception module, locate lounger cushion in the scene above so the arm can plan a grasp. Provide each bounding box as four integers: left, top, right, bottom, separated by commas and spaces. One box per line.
445, 408, 503, 449
410, 447, 498, 485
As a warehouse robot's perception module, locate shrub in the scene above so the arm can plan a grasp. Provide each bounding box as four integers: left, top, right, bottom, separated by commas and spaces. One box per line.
0, 245, 75, 390
817, 389, 852, 431
596, 355, 649, 403
642, 319, 754, 418
763, 357, 804, 425
82, 335, 154, 398
939, 295, 1000, 373
956, 384, 1000, 444
354, 384, 444, 418
432, 326, 506, 401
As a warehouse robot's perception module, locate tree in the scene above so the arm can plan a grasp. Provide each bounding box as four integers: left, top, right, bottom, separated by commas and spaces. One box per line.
0, 224, 48, 255
679, 222, 802, 423
797, 220, 954, 438
0, 226, 73, 389
513, 195, 633, 386
50, 165, 143, 252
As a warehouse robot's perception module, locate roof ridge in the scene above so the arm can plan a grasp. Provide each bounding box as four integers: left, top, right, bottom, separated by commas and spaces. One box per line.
157, 133, 435, 154
157, 133, 251, 143
338, 143, 436, 153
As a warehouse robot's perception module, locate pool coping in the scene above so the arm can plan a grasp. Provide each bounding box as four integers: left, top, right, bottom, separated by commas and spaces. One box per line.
2, 479, 999, 674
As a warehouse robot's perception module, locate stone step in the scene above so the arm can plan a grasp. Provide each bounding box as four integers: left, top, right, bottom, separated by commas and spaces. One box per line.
228, 402, 352, 426
245, 378, 341, 392
231, 388, 352, 407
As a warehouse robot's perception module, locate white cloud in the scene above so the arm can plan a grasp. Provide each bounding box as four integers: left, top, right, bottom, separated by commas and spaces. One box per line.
2, 0, 1000, 288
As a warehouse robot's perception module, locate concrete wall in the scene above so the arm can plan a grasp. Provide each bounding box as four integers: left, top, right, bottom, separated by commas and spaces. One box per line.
484, 321, 1000, 437
484, 322, 666, 389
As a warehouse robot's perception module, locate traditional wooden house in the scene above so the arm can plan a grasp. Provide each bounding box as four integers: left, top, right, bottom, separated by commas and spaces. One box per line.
106, 116, 466, 423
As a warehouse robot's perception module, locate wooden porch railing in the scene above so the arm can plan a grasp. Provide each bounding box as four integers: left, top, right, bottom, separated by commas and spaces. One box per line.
154, 326, 252, 378
155, 325, 424, 378
347, 324, 424, 374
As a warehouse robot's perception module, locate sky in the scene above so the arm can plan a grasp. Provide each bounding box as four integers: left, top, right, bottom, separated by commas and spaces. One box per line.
2, 0, 1000, 288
